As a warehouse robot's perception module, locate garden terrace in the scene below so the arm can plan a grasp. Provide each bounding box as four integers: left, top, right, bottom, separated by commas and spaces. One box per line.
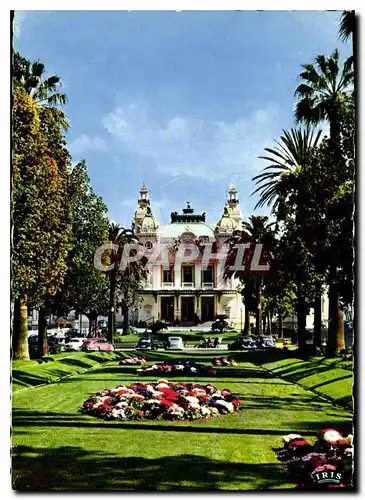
12, 350, 353, 491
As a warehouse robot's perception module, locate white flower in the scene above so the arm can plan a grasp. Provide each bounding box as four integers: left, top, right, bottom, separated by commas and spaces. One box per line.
152, 391, 164, 397
146, 399, 161, 405
215, 400, 234, 412
156, 383, 170, 390
168, 404, 184, 415
116, 401, 128, 408
186, 396, 199, 405
322, 429, 342, 443
93, 402, 104, 408
200, 406, 211, 417
282, 434, 302, 444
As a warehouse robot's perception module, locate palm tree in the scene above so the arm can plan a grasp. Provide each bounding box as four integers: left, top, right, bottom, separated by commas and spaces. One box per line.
241, 215, 275, 336
107, 223, 138, 342
13, 52, 69, 129
294, 50, 353, 140
294, 51, 353, 356
252, 128, 322, 211
240, 277, 255, 334
252, 128, 323, 352
339, 10, 355, 52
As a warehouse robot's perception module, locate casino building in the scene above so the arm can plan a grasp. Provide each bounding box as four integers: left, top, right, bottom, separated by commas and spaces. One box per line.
131, 184, 245, 327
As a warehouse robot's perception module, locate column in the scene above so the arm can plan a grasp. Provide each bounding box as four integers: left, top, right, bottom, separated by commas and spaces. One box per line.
175, 294, 180, 321
152, 265, 161, 289
174, 264, 181, 289
195, 262, 202, 289
195, 294, 201, 320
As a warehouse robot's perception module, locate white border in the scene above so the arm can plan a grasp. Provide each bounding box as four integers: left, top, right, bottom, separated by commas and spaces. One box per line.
2, 3, 364, 499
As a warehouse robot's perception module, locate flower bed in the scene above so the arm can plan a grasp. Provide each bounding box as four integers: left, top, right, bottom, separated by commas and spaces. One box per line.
81, 380, 241, 421
136, 360, 217, 376
274, 429, 353, 489
119, 356, 145, 365
212, 357, 238, 367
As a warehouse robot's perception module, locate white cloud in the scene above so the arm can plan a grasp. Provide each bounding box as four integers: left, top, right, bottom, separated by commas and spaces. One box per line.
102, 101, 280, 181
69, 134, 107, 156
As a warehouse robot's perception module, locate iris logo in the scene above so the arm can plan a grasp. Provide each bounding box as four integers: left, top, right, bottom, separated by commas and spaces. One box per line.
313, 470, 343, 485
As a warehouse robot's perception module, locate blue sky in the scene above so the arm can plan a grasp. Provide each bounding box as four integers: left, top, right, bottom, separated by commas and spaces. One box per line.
14, 10, 351, 228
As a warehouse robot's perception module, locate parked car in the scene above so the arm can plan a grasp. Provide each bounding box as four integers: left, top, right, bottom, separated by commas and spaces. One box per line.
166, 336, 184, 350
48, 334, 68, 352
66, 328, 79, 337
135, 338, 152, 350
230, 336, 257, 350
82, 338, 114, 352
64, 337, 85, 352
253, 335, 276, 349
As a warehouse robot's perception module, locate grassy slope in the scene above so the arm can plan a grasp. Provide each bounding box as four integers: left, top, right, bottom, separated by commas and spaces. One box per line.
12, 351, 353, 491
260, 355, 353, 410
12, 352, 121, 392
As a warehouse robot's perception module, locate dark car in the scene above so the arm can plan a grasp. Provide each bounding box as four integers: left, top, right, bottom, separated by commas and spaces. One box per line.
135, 338, 152, 350
229, 336, 257, 350
253, 335, 276, 349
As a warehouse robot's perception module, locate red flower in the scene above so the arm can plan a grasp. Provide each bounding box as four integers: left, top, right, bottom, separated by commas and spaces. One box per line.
165, 392, 179, 402
160, 399, 174, 407
288, 439, 310, 448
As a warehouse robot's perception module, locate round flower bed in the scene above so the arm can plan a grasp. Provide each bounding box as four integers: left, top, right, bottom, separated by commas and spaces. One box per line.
274, 429, 353, 489
81, 380, 241, 421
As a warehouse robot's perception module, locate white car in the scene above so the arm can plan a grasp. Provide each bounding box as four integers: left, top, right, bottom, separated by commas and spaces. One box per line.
64, 337, 85, 352
166, 336, 184, 350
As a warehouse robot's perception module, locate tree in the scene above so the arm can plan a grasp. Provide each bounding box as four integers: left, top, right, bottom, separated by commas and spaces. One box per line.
225, 215, 275, 336
253, 128, 327, 353
339, 10, 355, 65
294, 50, 354, 355
13, 51, 69, 130
54, 161, 110, 335
106, 224, 138, 342
12, 88, 71, 359
116, 261, 147, 336
35, 102, 74, 356
252, 128, 322, 211
239, 277, 256, 334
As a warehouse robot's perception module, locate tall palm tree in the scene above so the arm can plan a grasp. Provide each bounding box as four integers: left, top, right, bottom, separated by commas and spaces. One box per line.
13, 52, 69, 129
241, 215, 275, 336
253, 128, 323, 353
339, 10, 355, 56
107, 223, 138, 342
294, 49, 353, 140
252, 128, 322, 211
294, 51, 353, 356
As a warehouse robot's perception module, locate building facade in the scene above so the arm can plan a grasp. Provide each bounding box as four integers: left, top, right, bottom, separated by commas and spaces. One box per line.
131, 185, 245, 328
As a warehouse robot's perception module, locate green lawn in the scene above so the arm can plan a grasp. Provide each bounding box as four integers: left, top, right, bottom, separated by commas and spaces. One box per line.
12, 351, 121, 392
12, 350, 353, 491
260, 354, 353, 410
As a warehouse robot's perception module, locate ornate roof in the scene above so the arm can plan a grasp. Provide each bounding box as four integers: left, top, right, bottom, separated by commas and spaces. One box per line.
215, 205, 237, 234
170, 202, 206, 223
